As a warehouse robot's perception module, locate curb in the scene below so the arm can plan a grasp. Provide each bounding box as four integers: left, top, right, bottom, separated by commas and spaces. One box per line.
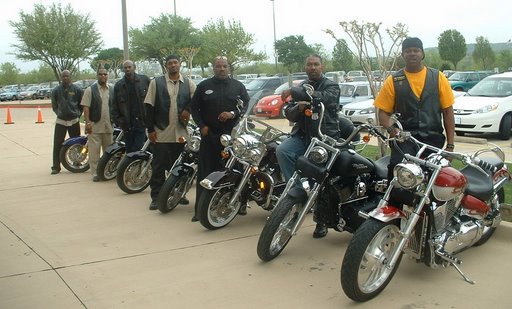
454, 136, 488, 144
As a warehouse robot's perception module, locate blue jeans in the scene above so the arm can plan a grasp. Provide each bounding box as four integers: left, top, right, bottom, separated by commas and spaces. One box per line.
124, 127, 146, 153
276, 134, 307, 181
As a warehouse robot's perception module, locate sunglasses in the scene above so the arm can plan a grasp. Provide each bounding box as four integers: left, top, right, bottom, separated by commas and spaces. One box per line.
98, 73, 108, 76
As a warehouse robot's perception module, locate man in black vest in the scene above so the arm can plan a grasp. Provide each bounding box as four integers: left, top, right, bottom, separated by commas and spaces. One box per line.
144, 55, 197, 210
374, 37, 456, 180
81, 65, 114, 182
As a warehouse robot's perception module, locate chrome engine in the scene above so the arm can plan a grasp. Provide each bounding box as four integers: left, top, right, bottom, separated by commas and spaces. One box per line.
432, 219, 485, 255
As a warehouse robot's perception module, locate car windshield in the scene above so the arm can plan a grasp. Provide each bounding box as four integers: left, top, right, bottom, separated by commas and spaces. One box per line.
339, 84, 355, 97
467, 77, 512, 97
245, 79, 268, 91
448, 72, 468, 81
26, 86, 39, 91
272, 80, 303, 95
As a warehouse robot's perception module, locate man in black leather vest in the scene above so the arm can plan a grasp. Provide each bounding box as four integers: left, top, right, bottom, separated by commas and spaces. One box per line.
374, 37, 455, 180
81, 65, 114, 182
276, 54, 341, 239
144, 55, 197, 210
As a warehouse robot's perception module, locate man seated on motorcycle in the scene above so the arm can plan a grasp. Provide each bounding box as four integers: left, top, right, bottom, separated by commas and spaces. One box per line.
276, 54, 345, 238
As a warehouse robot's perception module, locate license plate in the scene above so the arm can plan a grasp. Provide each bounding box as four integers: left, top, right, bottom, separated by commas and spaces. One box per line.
454, 116, 461, 124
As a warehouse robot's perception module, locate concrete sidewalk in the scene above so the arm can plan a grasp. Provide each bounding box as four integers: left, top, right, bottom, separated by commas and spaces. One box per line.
1, 108, 511, 308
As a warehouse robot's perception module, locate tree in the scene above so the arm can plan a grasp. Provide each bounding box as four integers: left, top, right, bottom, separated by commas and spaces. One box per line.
472, 36, 495, 70
178, 47, 201, 77
129, 14, 200, 74
0, 62, 20, 85
438, 29, 467, 70
274, 35, 314, 73
496, 49, 512, 72
91, 48, 124, 78
199, 19, 266, 73
332, 39, 354, 71
9, 3, 102, 82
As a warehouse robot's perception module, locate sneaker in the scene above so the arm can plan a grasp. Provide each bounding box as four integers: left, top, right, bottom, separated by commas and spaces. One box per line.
92, 176, 100, 182
149, 200, 157, 210
179, 197, 189, 205
191, 215, 198, 222
51, 168, 60, 175
312, 223, 328, 238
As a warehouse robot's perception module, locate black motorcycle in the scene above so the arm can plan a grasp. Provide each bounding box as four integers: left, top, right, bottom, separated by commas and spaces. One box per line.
257, 84, 390, 262
156, 125, 201, 213
96, 128, 125, 181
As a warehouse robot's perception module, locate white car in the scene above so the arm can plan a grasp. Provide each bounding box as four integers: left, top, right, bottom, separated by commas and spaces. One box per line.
453, 71, 512, 140
339, 98, 375, 125
339, 81, 376, 107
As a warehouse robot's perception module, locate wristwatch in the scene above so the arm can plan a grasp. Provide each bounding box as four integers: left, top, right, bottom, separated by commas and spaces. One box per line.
230, 111, 235, 118
386, 126, 395, 134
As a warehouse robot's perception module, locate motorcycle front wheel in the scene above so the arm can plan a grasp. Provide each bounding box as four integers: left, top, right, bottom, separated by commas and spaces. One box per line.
116, 157, 152, 194
59, 144, 90, 173
157, 172, 193, 214
197, 187, 240, 230
257, 195, 301, 262
341, 218, 402, 302
96, 147, 125, 181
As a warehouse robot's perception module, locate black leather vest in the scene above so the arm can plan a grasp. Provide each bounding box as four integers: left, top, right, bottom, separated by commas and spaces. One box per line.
89, 83, 113, 122
154, 76, 190, 130
393, 67, 443, 139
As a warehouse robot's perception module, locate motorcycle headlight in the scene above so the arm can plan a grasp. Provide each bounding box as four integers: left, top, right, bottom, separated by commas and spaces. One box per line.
393, 163, 424, 189
233, 135, 259, 157
247, 148, 262, 162
220, 134, 232, 147
187, 136, 201, 152
308, 146, 328, 164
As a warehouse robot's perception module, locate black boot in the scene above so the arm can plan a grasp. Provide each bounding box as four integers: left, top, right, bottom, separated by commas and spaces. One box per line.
313, 223, 328, 238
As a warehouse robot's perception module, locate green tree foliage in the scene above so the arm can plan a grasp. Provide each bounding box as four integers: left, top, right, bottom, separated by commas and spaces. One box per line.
496, 49, 512, 72
199, 19, 266, 73
129, 14, 200, 74
91, 48, 124, 78
9, 3, 102, 82
438, 29, 467, 69
423, 49, 444, 70
472, 36, 495, 70
0, 62, 20, 86
332, 39, 354, 71
275, 35, 314, 73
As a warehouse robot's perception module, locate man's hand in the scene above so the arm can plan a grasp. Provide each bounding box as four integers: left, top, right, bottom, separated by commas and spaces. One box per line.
281, 89, 291, 101
148, 131, 157, 143
200, 126, 209, 136
218, 111, 234, 122
85, 122, 93, 134
180, 110, 190, 127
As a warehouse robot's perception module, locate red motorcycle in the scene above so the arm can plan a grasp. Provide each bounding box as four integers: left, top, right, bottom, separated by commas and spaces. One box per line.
340, 119, 510, 302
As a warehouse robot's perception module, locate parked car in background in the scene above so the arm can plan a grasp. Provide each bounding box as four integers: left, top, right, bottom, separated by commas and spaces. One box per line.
448, 71, 495, 92
189, 74, 204, 85
0, 86, 21, 101
246, 76, 288, 104
325, 71, 346, 83
20, 85, 42, 100
453, 72, 512, 139
252, 79, 304, 118
443, 70, 456, 78
36, 87, 52, 99
338, 81, 376, 107
345, 70, 365, 82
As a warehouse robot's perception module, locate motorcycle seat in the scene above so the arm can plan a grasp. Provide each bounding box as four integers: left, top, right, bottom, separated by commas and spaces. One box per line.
460, 165, 493, 202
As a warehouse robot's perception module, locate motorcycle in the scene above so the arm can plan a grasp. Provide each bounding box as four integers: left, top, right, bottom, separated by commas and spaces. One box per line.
196, 99, 288, 230
340, 118, 511, 302
96, 128, 125, 181
256, 84, 390, 262
116, 138, 152, 194
156, 124, 201, 213
59, 128, 123, 173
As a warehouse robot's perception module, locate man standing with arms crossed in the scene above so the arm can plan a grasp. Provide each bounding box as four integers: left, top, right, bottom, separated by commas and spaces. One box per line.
81, 65, 114, 182
144, 55, 197, 211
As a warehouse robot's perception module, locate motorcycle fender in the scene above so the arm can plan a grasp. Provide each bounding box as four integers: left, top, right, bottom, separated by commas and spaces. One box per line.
62, 136, 87, 146
104, 142, 125, 154
201, 170, 242, 189
368, 205, 406, 222
171, 165, 194, 177
287, 187, 307, 202
125, 151, 151, 160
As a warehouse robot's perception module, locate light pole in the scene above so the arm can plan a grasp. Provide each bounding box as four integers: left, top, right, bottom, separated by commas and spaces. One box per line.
271, 0, 277, 70
173, 0, 176, 16
121, 0, 129, 60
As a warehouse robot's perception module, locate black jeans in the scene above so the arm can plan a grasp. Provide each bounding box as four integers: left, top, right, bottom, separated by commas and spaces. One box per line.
150, 142, 184, 201
52, 122, 80, 170
124, 127, 146, 153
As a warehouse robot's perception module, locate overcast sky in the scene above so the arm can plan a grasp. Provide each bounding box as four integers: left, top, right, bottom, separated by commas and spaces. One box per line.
1, 0, 511, 72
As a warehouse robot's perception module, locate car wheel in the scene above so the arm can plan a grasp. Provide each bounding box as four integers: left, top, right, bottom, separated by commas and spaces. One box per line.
498, 114, 511, 140
455, 131, 465, 136
454, 87, 464, 91
279, 103, 288, 119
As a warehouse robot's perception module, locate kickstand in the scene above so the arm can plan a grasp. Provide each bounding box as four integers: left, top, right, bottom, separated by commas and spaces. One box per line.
451, 263, 475, 285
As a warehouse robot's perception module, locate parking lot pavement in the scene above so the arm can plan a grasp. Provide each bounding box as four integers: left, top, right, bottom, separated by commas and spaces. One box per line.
1, 110, 512, 308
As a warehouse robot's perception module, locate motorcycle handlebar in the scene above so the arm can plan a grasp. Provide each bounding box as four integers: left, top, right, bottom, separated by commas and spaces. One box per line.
474, 157, 498, 174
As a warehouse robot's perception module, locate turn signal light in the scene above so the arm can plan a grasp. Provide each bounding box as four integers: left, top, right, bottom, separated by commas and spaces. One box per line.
362, 135, 371, 143
221, 151, 230, 159
259, 181, 266, 190
178, 136, 187, 144
304, 109, 312, 117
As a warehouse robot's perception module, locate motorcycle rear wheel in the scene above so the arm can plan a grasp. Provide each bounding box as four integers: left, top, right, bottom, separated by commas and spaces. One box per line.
257, 196, 301, 262
341, 218, 402, 302
96, 148, 125, 181
157, 172, 192, 214
473, 188, 504, 246
59, 144, 90, 173
198, 187, 240, 230
116, 157, 152, 194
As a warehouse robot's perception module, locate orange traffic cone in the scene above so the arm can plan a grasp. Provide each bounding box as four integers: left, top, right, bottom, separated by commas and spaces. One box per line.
4, 107, 14, 124
35, 106, 44, 124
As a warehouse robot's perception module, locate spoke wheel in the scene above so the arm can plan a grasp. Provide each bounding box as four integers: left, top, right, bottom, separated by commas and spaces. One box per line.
116, 157, 152, 194
157, 173, 192, 214
257, 195, 301, 261
59, 144, 90, 173
198, 187, 240, 230
97, 148, 125, 181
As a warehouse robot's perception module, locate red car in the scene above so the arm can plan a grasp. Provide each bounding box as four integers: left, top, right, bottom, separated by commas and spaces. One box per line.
252, 80, 304, 118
